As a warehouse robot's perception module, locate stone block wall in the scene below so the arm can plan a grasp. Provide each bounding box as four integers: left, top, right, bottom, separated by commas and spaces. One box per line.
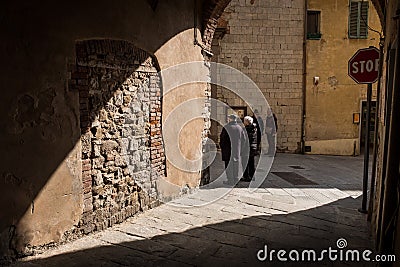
213, 0, 305, 152
71, 40, 165, 234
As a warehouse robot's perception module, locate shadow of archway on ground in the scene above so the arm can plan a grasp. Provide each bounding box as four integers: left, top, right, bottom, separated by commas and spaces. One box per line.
11, 196, 373, 267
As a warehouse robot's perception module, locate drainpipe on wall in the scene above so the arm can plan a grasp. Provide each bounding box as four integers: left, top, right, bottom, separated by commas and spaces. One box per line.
300, 0, 308, 154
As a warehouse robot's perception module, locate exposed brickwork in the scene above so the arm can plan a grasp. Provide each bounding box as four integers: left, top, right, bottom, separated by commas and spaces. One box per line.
213, 0, 305, 152
72, 39, 165, 234
149, 74, 166, 180
202, 0, 233, 50
201, 61, 213, 185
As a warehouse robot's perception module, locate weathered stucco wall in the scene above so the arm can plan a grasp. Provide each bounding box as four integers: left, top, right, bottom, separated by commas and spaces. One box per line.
155, 33, 207, 196
214, 0, 305, 153
305, 0, 381, 155
0, 0, 207, 258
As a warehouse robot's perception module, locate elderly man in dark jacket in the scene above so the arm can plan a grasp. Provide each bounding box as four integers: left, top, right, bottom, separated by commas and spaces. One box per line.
241, 116, 258, 181
220, 114, 247, 185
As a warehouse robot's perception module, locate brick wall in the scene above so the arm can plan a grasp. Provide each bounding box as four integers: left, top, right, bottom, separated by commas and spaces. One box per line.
213, 0, 305, 152
71, 39, 165, 235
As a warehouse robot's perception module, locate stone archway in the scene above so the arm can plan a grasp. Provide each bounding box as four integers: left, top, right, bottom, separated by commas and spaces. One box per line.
72, 39, 166, 233
202, 0, 233, 51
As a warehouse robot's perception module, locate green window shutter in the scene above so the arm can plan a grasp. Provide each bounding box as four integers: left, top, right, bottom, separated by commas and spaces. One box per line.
359, 1, 369, 37
349, 2, 359, 38
349, 0, 369, 39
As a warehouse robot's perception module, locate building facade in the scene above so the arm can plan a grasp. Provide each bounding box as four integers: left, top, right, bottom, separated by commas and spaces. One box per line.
305, 0, 381, 155
211, 0, 380, 156
212, 0, 305, 153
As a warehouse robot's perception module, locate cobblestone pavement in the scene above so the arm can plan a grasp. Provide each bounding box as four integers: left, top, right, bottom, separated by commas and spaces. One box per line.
11, 153, 375, 267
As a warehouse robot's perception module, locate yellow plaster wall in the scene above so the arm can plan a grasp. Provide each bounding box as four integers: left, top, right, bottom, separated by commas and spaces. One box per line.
305, 0, 381, 155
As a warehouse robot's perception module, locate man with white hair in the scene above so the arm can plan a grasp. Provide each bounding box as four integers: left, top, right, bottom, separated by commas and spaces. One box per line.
241, 116, 258, 181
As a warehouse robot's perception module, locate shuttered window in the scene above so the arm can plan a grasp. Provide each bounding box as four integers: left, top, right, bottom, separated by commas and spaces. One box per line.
349, 0, 369, 38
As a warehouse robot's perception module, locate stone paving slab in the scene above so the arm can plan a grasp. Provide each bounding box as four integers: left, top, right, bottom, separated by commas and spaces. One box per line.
10, 153, 375, 267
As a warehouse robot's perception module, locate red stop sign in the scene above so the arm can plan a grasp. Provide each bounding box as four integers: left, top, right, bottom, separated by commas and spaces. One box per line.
348, 47, 380, 84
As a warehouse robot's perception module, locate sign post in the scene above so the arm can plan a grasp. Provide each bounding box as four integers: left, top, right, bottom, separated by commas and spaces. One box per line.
348, 46, 380, 213
361, 83, 372, 213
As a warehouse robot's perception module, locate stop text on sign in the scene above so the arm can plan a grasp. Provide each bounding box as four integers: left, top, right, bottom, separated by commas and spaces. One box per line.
351, 59, 379, 74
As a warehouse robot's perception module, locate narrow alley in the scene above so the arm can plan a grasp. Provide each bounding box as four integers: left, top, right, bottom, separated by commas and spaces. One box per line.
11, 154, 374, 266
5, 1, 400, 265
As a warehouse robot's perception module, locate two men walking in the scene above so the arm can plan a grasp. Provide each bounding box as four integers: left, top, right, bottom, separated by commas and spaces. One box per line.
220, 109, 277, 185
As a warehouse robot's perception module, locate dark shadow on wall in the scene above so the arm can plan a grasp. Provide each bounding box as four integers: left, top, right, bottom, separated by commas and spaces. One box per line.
75, 39, 165, 214
0, 39, 161, 258
0, 1, 183, 258
8, 196, 374, 267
